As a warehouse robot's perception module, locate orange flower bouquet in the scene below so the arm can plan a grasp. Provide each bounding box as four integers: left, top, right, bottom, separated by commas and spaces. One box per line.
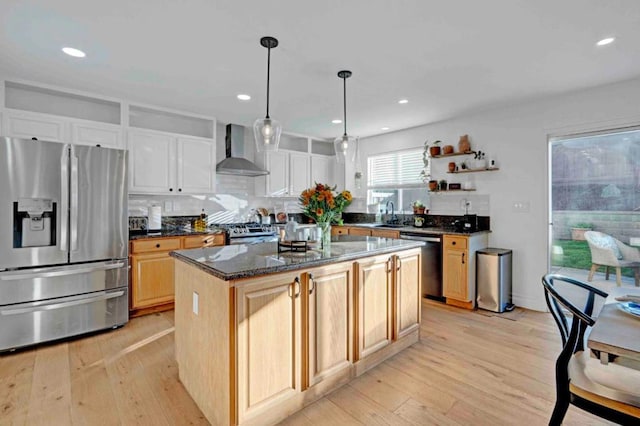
299, 183, 352, 224
299, 183, 352, 247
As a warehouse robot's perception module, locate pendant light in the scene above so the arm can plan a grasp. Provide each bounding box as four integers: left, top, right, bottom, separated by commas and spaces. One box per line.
334, 70, 356, 163
254, 36, 282, 152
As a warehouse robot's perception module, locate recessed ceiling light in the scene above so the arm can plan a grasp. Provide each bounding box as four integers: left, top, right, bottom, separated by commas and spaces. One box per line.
381, 127, 390, 130
332, 119, 342, 124
237, 94, 251, 101
596, 37, 615, 46
398, 99, 409, 104
62, 47, 86, 58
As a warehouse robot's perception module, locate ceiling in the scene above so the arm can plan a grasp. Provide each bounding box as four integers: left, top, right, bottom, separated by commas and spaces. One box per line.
1, 0, 640, 140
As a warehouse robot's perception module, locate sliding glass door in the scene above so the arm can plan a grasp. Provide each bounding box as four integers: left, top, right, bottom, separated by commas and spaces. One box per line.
549, 127, 640, 287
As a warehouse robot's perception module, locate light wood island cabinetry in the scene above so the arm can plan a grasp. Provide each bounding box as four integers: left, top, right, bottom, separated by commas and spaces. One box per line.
172, 243, 421, 425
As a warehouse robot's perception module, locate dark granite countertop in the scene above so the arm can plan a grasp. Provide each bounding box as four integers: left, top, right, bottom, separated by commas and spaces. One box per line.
343, 223, 491, 236
170, 235, 424, 281
129, 229, 225, 240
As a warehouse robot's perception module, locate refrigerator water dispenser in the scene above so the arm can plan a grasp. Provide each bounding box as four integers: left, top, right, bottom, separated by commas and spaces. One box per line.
13, 198, 56, 248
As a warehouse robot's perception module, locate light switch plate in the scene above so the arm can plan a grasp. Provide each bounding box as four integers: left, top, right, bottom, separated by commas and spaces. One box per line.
192, 292, 199, 315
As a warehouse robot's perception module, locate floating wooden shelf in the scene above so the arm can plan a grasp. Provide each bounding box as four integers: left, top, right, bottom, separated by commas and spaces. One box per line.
432, 151, 475, 158
447, 167, 499, 174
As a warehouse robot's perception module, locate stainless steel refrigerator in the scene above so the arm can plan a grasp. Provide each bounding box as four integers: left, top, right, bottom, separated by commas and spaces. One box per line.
0, 137, 128, 351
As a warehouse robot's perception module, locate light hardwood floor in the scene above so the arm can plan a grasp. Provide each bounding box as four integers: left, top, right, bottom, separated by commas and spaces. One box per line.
0, 300, 612, 425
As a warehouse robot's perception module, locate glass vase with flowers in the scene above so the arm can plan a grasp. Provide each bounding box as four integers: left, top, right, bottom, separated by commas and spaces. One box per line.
299, 183, 353, 249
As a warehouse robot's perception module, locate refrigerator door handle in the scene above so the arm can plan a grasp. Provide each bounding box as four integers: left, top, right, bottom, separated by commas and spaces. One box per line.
70, 145, 79, 252
0, 290, 125, 316
0, 261, 126, 281
60, 145, 70, 252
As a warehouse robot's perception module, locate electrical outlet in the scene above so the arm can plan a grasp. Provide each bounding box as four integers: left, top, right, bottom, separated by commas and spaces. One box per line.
512, 201, 530, 213
164, 201, 172, 211
192, 292, 199, 315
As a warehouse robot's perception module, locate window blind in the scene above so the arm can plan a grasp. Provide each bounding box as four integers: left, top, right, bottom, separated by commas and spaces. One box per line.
367, 149, 424, 187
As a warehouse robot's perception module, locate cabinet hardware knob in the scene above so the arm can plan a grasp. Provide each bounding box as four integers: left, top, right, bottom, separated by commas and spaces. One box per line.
178, 188, 182, 192
156, 244, 160, 248
452, 241, 456, 245
462, 253, 465, 264
169, 188, 173, 192
396, 257, 402, 271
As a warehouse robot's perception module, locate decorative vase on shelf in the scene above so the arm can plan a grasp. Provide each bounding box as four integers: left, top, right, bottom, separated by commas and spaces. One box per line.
317, 221, 331, 250
458, 134, 470, 153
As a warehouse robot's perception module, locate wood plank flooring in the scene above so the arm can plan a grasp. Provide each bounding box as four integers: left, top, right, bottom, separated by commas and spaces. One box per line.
0, 300, 612, 425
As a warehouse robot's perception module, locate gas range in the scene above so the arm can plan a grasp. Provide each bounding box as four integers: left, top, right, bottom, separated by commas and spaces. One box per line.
213, 222, 279, 244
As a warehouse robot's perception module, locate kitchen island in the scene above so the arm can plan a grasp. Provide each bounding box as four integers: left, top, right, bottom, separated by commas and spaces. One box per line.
170, 236, 423, 425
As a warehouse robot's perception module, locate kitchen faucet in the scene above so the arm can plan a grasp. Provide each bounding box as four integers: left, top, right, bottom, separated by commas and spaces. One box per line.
385, 201, 398, 224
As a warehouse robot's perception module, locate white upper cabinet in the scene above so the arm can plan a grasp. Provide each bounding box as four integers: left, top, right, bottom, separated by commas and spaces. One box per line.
3, 110, 66, 142
128, 130, 175, 193
71, 122, 123, 148
261, 151, 289, 196
255, 135, 338, 197
310, 155, 332, 187
289, 152, 310, 195
128, 130, 215, 195
176, 136, 216, 194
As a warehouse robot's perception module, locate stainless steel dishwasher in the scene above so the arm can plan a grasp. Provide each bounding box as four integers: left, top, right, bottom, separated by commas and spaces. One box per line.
399, 231, 443, 301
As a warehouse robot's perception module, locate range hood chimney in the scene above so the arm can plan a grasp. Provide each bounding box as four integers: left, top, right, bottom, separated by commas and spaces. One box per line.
216, 124, 269, 176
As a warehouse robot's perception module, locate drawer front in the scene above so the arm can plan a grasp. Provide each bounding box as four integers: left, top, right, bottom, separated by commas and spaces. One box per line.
444, 235, 468, 250
182, 234, 225, 249
131, 238, 181, 254
349, 227, 372, 237
332, 227, 349, 236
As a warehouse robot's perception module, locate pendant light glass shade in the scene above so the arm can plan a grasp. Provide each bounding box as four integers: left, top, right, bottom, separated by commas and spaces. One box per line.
335, 70, 355, 162
255, 36, 281, 152
334, 134, 357, 163
254, 117, 282, 152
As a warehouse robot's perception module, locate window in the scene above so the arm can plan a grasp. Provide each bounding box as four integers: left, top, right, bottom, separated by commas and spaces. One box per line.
367, 148, 428, 214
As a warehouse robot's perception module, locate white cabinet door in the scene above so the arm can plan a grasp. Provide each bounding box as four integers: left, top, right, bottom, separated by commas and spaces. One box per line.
266, 151, 289, 196
4, 111, 66, 142
71, 122, 122, 148
310, 155, 332, 187
176, 137, 216, 194
128, 130, 175, 194
289, 152, 310, 195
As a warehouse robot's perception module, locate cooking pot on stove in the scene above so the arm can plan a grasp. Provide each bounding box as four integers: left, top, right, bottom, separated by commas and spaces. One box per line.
414, 217, 425, 227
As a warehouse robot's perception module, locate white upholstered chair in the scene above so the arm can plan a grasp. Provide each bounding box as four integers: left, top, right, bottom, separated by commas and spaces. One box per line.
584, 231, 640, 286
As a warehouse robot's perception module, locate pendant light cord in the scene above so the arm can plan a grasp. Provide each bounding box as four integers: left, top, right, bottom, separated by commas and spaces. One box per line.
342, 76, 347, 137
265, 46, 271, 119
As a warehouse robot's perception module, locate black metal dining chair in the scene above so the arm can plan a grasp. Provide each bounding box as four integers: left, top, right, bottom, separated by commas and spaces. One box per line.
542, 274, 640, 425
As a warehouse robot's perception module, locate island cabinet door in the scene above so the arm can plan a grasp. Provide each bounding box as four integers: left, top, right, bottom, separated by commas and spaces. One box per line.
305, 262, 353, 389
355, 254, 394, 360
235, 272, 303, 424
394, 249, 422, 339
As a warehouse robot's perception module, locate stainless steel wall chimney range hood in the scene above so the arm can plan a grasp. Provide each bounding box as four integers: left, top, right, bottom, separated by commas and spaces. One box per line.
216, 124, 269, 176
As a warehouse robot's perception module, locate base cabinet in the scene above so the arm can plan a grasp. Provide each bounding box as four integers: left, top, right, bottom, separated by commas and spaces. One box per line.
129, 234, 224, 316
306, 263, 353, 388
356, 254, 394, 359
443, 234, 488, 308
236, 273, 302, 424
395, 249, 422, 338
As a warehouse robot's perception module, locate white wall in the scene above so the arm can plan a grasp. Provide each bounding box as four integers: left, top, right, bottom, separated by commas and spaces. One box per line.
358, 77, 640, 311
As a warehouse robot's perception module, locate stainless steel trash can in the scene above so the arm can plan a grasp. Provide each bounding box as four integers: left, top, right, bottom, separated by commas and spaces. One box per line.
476, 248, 513, 312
